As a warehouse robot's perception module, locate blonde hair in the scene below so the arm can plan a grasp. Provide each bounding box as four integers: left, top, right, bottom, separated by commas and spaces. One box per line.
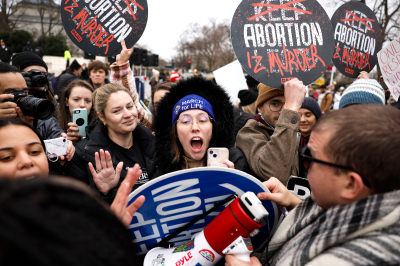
242, 101, 256, 114
92, 83, 132, 117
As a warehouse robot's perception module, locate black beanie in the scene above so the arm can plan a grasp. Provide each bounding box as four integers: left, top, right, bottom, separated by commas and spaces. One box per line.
238, 89, 258, 106
69, 59, 81, 70
301, 97, 322, 119
12, 52, 48, 71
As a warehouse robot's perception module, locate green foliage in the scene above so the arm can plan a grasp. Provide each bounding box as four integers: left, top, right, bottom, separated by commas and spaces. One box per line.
9, 30, 33, 53
35, 35, 68, 56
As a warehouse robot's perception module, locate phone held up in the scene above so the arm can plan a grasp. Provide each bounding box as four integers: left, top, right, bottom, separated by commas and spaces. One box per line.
207, 147, 229, 168
44, 137, 68, 162
72, 108, 88, 138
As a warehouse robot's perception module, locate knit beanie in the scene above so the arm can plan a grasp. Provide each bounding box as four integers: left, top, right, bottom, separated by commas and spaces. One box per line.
339, 79, 385, 109
69, 59, 81, 70
256, 83, 284, 107
152, 69, 159, 77
238, 90, 257, 106
170, 72, 180, 83
12, 52, 48, 71
301, 97, 322, 119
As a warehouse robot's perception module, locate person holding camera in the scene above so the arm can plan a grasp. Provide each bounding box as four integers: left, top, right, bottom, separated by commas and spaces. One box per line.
0, 62, 75, 166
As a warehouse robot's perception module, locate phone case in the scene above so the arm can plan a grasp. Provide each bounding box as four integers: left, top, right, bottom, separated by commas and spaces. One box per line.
207, 148, 229, 166
72, 108, 88, 137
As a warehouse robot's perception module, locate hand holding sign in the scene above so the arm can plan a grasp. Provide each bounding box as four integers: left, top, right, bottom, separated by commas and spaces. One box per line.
111, 164, 145, 227
283, 78, 306, 112
231, 0, 334, 88
116, 39, 134, 65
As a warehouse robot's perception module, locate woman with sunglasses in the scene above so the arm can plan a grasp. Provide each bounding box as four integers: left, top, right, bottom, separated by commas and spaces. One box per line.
298, 97, 322, 178
153, 77, 251, 177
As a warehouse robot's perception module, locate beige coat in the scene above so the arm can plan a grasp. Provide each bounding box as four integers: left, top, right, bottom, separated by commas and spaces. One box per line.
236, 109, 300, 185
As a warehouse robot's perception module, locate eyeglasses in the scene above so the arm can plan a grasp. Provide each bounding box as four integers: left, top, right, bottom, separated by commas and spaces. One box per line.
300, 145, 371, 187
176, 115, 214, 126
268, 101, 285, 112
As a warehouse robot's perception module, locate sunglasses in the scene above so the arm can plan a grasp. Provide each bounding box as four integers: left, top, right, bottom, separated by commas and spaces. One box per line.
300, 145, 371, 187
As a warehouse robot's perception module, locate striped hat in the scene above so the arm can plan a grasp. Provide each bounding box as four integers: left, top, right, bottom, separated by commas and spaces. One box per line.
170, 72, 180, 83
339, 79, 385, 109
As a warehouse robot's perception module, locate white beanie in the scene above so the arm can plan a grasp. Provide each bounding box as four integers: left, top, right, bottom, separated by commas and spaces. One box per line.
152, 69, 160, 77
339, 79, 385, 109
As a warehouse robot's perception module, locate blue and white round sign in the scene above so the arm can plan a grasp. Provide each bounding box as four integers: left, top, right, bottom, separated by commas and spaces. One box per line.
128, 167, 279, 257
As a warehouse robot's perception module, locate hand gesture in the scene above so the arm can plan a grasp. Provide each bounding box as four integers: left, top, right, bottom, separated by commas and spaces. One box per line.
0, 94, 17, 119
88, 149, 123, 195
221, 159, 235, 169
66, 122, 82, 143
283, 78, 307, 112
257, 177, 302, 211
110, 164, 145, 227
116, 39, 134, 66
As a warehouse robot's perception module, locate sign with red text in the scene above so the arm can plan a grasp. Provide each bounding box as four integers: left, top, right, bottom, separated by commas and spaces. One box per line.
378, 36, 400, 100
231, 0, 334, 88
128, 167, 279, 257
61, 0, 148, 56
331, 2, 382, 78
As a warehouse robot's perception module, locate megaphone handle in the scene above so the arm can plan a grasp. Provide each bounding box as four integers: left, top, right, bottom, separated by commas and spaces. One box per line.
233, 252, 252, 262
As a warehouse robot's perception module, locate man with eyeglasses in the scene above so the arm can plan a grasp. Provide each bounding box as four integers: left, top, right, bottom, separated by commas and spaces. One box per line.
236, 78, 306, 184
226, 105, 400, 266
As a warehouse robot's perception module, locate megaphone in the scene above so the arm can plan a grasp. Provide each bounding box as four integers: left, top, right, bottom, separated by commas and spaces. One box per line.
144, 192, 269, 266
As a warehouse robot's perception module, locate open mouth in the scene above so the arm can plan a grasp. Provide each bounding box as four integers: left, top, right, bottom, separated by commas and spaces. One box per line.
191, 137, 203, 152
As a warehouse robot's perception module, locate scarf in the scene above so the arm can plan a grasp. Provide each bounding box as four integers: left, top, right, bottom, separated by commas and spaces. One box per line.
269, 190, 400, 265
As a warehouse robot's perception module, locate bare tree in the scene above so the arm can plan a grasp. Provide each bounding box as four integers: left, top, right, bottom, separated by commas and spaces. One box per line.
35, 0, 61, 36
0, 0, 27, 31
173, 19, 236, 71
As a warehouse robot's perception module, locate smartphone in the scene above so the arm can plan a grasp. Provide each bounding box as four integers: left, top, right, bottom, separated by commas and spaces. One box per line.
72, 108, 88, 137
207, 147, 229, 167
44, 137, 68, 159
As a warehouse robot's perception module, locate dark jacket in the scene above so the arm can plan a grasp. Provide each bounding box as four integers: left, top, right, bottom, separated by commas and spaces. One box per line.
233, 107, 254, 139
23, 45, 33, 52
34, 46, 45, 58
153, 77, 252, 177
36, 117, 64, 140
56, 70, 79, 99
68, 119, 155, 204
0, 45, 12, 63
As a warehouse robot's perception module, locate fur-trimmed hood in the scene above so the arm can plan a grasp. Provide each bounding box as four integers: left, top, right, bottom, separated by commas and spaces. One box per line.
153, 77, 234, 176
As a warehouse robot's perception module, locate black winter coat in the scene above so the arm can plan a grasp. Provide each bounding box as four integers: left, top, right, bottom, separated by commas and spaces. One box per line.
68, 120, 155, 204
36, 117, 64, 140
153, 77, 252, 177
0, 45, 12, 63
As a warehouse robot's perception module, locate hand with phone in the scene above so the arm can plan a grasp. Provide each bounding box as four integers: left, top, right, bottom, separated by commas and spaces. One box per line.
68, 108, 88, 143
207, 148, 234, 169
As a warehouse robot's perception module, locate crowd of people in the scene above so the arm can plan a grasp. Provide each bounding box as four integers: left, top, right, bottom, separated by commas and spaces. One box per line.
0, 39, 399, 265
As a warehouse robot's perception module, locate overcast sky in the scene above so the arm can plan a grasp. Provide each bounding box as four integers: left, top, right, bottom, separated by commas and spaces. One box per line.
136, 0, 337, 61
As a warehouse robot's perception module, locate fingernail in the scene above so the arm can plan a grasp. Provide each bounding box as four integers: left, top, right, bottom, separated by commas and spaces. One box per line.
257, 193, 263, 199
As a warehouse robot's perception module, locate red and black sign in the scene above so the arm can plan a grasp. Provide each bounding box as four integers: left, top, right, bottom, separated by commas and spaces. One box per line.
231, 0, 334, 89
331, 2, 382, 78
61, 0, 148, 57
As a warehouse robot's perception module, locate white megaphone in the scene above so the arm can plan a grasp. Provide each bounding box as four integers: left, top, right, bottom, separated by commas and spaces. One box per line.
144, 192, 269, 266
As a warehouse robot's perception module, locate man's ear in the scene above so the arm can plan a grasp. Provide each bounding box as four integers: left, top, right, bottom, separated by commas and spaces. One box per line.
341, 172, 370, 201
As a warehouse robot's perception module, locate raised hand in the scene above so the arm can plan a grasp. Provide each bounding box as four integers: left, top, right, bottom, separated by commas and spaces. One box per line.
110, 164, 145, 227
283, 78, 307, 112
88, 149, 124, 195
116, 39, 134, 66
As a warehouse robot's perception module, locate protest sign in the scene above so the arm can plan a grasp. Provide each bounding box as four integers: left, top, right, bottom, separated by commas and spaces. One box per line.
213, 60, 248, 104
61, 0, 148, 56
331, 2, 382, 78
128, 167, 279, 257
231, 0, 334, 89
378, 36, 400, 100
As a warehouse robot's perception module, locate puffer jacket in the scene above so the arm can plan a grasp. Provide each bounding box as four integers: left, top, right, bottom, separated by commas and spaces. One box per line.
153, 77, 252, 178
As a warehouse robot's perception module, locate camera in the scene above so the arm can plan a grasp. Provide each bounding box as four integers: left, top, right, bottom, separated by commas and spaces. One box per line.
21, 69, 48, 89
3, 89, 55, 120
